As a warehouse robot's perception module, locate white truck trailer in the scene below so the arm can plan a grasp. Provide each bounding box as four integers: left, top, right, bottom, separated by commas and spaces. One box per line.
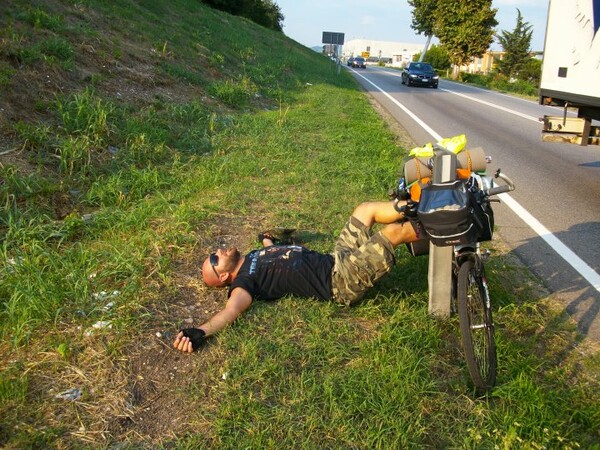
539, 0, 600, 145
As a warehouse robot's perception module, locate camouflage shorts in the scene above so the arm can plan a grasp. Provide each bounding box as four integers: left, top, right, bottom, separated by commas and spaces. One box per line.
331, 216, 396, 306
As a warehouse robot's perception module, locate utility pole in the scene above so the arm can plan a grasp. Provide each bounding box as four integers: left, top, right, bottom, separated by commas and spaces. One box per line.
418, 34, 432, 62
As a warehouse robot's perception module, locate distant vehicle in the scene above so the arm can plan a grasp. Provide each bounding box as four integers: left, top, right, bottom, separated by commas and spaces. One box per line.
347, 57, 355, 66
401, 62, 439, 88
350, 56, 366, 69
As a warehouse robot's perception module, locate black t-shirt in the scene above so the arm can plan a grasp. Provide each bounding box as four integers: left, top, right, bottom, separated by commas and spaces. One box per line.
228, 245, 334, 301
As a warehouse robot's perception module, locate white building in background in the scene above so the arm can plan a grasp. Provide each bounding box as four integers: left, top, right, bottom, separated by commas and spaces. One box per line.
343, 39, 425, 67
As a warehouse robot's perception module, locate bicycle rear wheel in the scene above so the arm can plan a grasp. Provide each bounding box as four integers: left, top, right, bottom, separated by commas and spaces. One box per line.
457, 259, 497, 393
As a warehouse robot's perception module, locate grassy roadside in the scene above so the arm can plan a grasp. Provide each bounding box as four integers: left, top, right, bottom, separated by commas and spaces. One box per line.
1, 1, 599, 448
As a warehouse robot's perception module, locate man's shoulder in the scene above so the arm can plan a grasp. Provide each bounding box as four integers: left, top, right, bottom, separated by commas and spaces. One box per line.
228, 285, 252, 299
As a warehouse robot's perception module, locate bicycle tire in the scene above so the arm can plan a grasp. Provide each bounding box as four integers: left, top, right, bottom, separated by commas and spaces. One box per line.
457, 258, 497, 393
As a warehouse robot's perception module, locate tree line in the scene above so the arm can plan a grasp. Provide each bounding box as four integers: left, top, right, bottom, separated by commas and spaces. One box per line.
409, 0, 540, 83
200, 0, 284, 32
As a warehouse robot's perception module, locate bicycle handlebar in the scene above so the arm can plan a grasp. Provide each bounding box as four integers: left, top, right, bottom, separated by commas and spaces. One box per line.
484, 171, 515, 196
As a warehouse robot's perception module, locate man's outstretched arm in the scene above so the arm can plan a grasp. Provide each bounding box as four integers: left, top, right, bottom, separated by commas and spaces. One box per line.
173, 287, 253, 353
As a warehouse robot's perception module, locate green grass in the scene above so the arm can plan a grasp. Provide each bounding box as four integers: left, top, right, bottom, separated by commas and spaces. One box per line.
0, 0, 599, 448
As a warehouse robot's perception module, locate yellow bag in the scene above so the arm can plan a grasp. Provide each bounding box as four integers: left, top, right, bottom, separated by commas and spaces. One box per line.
409, 142, 434, 157
408, 134, 467, 157
438, 134, 467, 154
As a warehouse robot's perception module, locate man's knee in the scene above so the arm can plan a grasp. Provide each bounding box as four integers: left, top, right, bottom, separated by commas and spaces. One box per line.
351, 202, 378, 227
382, 222, 417, 247
351, 202, 371, 216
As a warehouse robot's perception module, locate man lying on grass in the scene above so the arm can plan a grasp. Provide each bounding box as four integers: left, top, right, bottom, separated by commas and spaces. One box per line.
173, 199, 418, 353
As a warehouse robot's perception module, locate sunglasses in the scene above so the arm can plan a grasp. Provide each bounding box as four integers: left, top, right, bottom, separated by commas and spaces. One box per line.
209, 252, 219, 278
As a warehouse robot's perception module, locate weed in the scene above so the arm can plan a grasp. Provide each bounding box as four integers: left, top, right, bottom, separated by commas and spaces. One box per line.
41, 36, 74, 60
57, 134, 93, 176
210, 76, 257, 107
152, 40, 172, 58
210, 51, 225, 67
13, 121, 53, 151
0, 61, 16, 86
118, 134, 171, 166
0, 165, 53, 203
20, 7, 65, 31
276, 103, 290, 127
57, 88, 114, 145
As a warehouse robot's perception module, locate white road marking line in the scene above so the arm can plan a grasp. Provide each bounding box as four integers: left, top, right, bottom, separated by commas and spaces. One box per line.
440, 88, 540, 122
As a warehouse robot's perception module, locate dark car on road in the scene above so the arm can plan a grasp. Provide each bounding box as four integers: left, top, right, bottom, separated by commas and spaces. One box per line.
349, 56, 366, 69
401, 62, 439, 88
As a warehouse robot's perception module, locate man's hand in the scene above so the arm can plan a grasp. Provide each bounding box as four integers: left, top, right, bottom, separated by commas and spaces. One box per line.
173, 328, 206, 353
173, 290, 252, 353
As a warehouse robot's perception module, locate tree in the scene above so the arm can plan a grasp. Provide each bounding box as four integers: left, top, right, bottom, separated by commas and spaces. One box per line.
496, 9, 533, 78
434, 0, 498, 78
408, 0, 438, 61
517, 57, 542, 84
243, 0, 284, 32
201, 0, 284, 32
413, 44, 451, 70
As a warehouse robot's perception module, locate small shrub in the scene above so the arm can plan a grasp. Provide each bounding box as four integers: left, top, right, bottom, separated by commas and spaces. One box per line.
509, 79, 538, 96
461, 73, 490, 87
459, 71, 537, 98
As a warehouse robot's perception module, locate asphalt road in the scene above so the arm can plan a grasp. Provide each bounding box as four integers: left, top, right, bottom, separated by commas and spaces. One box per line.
348, 65, 600, 342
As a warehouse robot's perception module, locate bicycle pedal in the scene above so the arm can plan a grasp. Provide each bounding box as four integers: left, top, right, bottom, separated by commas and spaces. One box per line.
481, 250, 491, 262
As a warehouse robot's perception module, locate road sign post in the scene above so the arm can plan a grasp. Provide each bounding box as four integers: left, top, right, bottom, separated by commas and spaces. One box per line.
322, 31, 344, 74
427, 147, 457, 317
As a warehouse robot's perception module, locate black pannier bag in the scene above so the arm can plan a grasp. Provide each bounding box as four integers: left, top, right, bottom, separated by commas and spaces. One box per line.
471, 195, 494, 242
405, 238, 430, 256
417, 180, 480, 246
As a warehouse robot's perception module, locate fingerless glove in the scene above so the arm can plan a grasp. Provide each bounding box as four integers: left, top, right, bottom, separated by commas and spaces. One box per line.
180, 328, 206, 351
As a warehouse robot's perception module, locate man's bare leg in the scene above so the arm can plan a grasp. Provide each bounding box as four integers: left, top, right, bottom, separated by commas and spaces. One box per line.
351, 201, 418, 247
351, 201, 406, 227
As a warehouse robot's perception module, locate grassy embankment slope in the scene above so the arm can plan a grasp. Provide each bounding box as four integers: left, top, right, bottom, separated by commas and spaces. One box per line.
1, 1, 599, 448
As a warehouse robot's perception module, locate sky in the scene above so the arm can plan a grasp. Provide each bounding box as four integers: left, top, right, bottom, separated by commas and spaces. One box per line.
274, 0, 549, 52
